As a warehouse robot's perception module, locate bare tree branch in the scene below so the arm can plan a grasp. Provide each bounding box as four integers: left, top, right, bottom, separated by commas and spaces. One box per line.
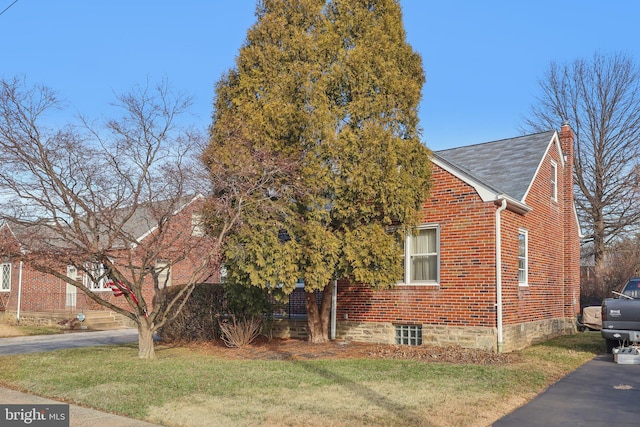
0, 76, 220, 359
523, 52, 640, 277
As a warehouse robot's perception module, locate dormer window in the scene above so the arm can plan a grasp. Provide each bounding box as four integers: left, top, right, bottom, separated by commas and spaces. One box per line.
550, 160, 558, 202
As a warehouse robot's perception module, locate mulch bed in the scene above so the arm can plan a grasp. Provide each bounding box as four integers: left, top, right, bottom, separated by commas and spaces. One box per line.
182, 337, 516, 365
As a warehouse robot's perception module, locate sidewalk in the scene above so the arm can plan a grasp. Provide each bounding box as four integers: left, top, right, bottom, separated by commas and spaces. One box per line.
0, 387, 162, 427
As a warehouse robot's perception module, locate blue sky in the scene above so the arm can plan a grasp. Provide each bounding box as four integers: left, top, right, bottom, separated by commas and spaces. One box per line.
1, 1, 639, 150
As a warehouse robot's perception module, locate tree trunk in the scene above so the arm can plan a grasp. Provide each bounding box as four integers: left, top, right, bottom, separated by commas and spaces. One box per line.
137, 320, 155, 359
305, 283, 333, 343
593, 217, 607, 298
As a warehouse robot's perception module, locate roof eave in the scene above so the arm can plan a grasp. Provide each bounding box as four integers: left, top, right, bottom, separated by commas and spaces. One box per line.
431, 155, 532, 215
495, 196, 532, 215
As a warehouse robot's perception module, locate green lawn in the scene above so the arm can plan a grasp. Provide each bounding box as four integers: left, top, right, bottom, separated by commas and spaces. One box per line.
0, 332, 604, 427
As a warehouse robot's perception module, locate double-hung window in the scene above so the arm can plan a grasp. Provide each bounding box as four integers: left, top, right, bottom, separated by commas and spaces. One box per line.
550, 160, 558, 202
191, 213, 205, 237
400, 226, 440, 285
83, 262, 109, 291
156, 260, 171, 288
0, 262, 10, 291
518, 229, 528, 285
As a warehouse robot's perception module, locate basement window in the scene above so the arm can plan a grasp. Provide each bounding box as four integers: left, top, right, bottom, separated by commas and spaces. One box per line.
395, 324, 422, 346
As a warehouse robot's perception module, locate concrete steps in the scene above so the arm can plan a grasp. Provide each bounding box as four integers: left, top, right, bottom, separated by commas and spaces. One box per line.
82, 311, 134, 330
5, 310, 135, 331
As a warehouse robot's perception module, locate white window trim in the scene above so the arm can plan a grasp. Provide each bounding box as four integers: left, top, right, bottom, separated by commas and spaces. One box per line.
0, 262, 11, 292
66, 265, 78, 282
83, 262, 110, 292
156, 260, 171, 289
66, 265, 78, 307
550, 160, 558, 202
518, 229, 529, 286
399, 225, 440, 286
191, 213, 205, 237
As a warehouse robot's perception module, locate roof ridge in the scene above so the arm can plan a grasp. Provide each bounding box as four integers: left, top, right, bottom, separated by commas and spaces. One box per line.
435, 129, 556, 154
434, 130, 556, 201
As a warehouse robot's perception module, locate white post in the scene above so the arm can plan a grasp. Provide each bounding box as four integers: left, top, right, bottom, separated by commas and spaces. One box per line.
16, 261, 23, 324
330, 279, 337, 340
495, 198, 507, 353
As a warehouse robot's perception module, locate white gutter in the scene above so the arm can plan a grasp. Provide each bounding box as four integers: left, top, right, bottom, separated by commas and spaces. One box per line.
16, 261, 23, 324
330, 279, 337, 340
495, 198, 507, 353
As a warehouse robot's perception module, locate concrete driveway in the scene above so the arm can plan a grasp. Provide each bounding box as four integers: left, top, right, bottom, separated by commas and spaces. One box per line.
0, 329, 138, 355
494, 353, 640, 426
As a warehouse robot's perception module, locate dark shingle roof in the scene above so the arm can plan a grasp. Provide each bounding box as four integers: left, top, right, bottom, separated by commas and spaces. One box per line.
434, 130, 556, 201
2, 195, 201, 250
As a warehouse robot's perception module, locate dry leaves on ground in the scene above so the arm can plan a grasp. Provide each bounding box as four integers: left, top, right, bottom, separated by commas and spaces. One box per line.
183, 337, 516, 365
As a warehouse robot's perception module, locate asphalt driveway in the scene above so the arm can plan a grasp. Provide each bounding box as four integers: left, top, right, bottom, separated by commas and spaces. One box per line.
0, 329, 138, 355
494, 353, 640, 426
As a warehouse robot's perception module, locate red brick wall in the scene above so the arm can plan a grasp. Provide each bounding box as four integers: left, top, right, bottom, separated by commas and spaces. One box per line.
338, 163, 499, 327
502, 140, 565, 325
1, 198, 220, 316
337, 136, 580, 337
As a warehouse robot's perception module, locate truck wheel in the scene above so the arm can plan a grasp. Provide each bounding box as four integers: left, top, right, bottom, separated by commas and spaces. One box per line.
605, 339, 619, 353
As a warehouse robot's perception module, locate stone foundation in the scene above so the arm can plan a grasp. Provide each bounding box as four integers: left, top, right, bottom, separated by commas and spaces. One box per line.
501, 317, 576, 352
335, 321, 395, 344
260, 317, 578, 353
270, 318, 309, 340
421, 324, 496, 351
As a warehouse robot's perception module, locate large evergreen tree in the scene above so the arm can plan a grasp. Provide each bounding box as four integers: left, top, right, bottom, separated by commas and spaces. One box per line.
207, 0, 431, 342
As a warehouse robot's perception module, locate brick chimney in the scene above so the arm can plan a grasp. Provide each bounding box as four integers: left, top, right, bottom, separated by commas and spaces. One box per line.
559, 120, 574, 165
559, 121, 580, 321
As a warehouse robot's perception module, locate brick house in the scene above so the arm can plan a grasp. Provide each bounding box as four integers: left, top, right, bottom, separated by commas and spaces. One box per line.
0, 195, 218, 327
331, 123, 581, 352
1, 125, 581, 351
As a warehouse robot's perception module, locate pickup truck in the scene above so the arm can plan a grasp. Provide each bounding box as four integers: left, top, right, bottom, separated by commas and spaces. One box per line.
601, 277, 640, 352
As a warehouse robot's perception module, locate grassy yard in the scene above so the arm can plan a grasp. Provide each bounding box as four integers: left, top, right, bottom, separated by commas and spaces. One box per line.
0, 332, 603, 427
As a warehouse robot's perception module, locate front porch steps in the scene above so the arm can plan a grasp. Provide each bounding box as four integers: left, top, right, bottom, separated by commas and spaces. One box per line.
6, 310, 135, 330
81, 310, 134, 330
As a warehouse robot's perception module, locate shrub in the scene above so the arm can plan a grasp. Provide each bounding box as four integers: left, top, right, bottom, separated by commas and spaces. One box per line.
158, 281, 276, 343
219, 315, 263, 348
158, 283, 225, 342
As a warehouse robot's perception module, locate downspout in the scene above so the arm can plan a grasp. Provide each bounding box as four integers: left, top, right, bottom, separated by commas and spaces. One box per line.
330, 278, 337, 340
495, 198, 507, 353
16, 261, 23, 324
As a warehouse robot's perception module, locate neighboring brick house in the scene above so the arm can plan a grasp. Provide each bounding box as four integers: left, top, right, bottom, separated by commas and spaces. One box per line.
0, 195, 217, 326
333, 124, 581, 352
